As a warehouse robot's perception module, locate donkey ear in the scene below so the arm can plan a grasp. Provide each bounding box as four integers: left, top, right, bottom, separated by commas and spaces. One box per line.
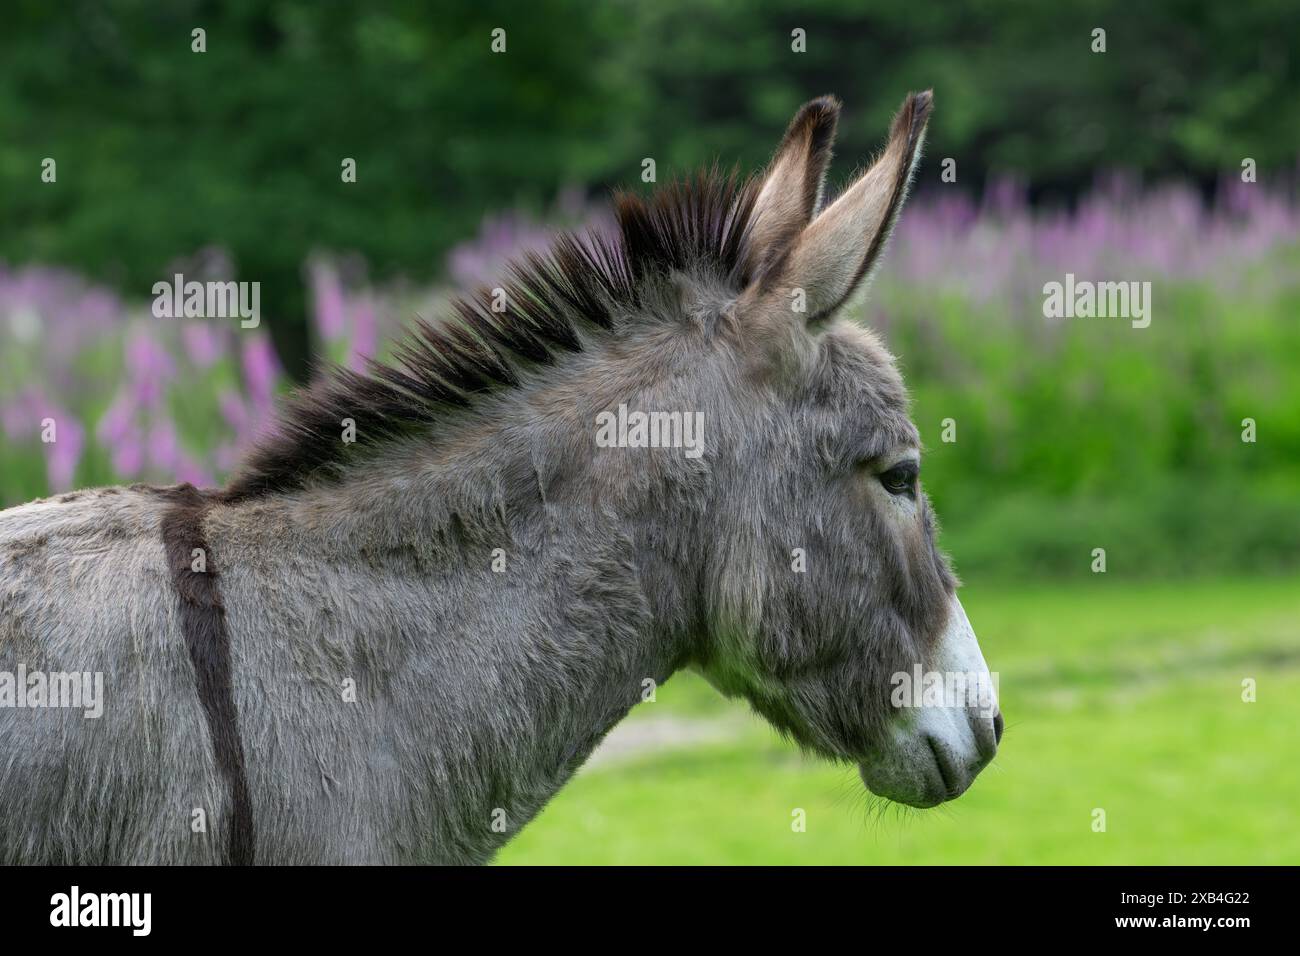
739, 96, 841, 282
757, 91, 932, 324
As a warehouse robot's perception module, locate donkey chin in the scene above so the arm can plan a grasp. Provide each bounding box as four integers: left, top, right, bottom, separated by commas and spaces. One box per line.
858, 596, 1002, 808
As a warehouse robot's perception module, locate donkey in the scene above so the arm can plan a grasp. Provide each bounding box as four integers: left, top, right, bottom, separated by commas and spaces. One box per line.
0, 91, 1000, 865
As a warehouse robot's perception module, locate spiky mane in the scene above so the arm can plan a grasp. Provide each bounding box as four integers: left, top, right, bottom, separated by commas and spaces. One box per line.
222, 168, 760, 500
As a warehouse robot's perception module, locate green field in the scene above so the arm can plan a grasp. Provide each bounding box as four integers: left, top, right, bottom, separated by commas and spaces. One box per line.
498, 577, 1300, 865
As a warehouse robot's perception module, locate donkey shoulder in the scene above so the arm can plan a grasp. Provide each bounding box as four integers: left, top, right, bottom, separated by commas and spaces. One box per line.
0, 485, 177, 653
0, 486, 221, 864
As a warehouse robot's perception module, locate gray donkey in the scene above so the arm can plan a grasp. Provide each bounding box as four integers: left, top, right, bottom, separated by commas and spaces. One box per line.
0, 91, 1000, 865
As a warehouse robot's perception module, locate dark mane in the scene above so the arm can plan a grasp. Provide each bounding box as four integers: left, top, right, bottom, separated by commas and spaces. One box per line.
222, 168, 761, 501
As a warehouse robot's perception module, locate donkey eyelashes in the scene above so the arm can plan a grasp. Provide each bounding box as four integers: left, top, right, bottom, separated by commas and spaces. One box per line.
877, 460, 919, 498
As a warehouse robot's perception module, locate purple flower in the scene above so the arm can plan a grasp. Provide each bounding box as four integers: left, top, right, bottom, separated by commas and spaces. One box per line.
346, 295, 378, 370
182, 321, 224, 368
146, 419, 180, 470
125, 330, 176, 409
110, 430, 145, 477
218, 387, 250, 435
1, 387, 43, 440
96, 390, 135, 446
241, 334, 281, 411
46, 414, 84, 492
311, 260, 347, 342
173, 453, 214, 489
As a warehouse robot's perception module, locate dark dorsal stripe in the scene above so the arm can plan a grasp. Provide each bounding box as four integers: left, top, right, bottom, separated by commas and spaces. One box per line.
154, 483, 255, 865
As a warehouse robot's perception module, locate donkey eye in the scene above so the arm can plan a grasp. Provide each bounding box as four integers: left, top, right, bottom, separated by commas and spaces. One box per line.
878, 462, 918, 497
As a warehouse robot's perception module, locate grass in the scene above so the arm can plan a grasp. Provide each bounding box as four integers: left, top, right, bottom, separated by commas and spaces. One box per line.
497, 576, 1300, 865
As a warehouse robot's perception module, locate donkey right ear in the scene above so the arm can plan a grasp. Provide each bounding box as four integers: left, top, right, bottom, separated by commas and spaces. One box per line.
744, 91, 932, 327
739, 96, 841, 283
764, 93, 930, 325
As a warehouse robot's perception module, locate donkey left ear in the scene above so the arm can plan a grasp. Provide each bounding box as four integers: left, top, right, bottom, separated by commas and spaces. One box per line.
746, 90, 932, 325
739, 95, 841, 282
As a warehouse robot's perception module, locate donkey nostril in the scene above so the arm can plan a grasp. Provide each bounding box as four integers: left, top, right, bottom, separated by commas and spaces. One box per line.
993, 710, 1005, 746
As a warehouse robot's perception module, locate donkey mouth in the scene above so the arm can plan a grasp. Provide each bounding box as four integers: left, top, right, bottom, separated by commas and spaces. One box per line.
856, 736, 970, 809
926, 735, 966, 800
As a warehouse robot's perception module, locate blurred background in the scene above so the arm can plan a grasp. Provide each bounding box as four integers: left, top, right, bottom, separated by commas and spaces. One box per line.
1, 1, 1297, 863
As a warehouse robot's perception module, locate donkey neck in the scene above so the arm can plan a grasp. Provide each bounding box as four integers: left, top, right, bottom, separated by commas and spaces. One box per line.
214, 406, 707, 859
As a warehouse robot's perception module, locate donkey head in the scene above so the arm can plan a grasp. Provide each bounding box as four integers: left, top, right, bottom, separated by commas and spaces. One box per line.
693, 93, 1001, 807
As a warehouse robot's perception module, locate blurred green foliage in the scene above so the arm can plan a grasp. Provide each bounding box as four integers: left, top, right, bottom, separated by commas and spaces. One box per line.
1, 1, 1298, 580
3, 0, 1298, 373
895, 255, 1300, 578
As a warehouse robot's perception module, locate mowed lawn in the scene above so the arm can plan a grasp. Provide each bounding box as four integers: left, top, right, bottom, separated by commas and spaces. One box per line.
498, 577, 1300, 865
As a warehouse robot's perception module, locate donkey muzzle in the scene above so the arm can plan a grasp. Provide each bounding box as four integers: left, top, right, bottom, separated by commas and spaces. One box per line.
858, 596, 1000, 807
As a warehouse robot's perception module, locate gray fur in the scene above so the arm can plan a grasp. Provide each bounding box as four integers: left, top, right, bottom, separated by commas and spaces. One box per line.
0, 93, 958, 864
